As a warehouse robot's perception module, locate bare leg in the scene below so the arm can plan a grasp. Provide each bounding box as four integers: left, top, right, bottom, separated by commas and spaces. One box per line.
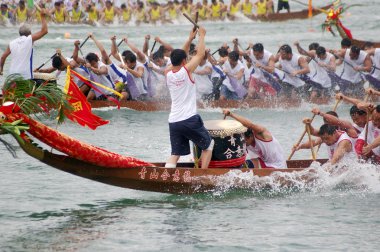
166, 155, 180, 168
200, 149, 212, 169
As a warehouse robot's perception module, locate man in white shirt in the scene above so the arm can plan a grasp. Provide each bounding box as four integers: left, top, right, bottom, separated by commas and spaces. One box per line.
165, 26, 214, 169
0, 7, 48, 79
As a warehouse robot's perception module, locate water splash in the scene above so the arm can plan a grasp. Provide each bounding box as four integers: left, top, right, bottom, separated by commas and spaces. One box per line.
204, 159, 380, 195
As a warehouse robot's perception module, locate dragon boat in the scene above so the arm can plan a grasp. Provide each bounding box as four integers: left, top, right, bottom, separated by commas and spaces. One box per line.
0, 74, 328, 194
249, 4, 332, 22
322, 3, 380, 48
0, 113, 327, 194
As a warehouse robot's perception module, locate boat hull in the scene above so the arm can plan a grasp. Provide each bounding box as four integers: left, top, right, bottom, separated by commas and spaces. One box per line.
16, 137, 327, 194
250, 5, 332, 22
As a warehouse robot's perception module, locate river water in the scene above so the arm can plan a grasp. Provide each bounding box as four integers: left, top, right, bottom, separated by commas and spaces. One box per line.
1, 0, 380, 251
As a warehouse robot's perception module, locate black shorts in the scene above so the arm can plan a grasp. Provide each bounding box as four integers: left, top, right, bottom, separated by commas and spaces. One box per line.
278, 1, 290, 11
169, 114, 212, 156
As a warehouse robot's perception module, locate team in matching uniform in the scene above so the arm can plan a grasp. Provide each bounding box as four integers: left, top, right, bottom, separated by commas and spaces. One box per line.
0, 0, 284, 26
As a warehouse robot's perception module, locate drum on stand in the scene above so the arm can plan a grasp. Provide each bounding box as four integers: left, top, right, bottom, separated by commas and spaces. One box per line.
32, 72, 57, 86
194, 119, 247, 168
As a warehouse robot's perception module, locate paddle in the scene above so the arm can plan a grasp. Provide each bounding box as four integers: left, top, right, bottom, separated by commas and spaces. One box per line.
109, 39, 124, 57
364, 93, 372, 144
150, 40, 157, 55
305, 123, 316, 161
36, 53, 58, 71
183, 12, 199, 30
193, 11, 199, 32
288, 114, 316, 160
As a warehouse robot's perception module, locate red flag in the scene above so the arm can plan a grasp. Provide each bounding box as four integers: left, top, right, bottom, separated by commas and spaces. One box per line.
63, 67, 109, 130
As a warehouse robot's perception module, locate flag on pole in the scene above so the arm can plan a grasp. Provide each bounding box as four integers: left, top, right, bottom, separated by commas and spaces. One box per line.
308, 0, 313, 18
63, 67, 109, 130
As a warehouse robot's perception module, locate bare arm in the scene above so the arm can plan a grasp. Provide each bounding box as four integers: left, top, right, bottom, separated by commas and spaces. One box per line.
182, 29, 197, 55
331, 140, 352, 165
110, 36, 122, 62
124, 38, 146, 63
90, 33, 111, 64
72, 40, 86, 65
194, 65, 212, 75
0, 46, 11, 75
294, 56, 310, 75
143, 35, 150, 55
223, 109, 272, 140
335, 93, 362, 106
32, 9, 48, 42
185, 27, 205, 73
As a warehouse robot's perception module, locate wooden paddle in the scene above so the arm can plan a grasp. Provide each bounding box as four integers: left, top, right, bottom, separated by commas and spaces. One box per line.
36, 53, 57, 71
193, 11, 199, 32
183, 13, 199, 30
288, 114, 316, 160
305, 123, 316, 161
108, 39, 124, 57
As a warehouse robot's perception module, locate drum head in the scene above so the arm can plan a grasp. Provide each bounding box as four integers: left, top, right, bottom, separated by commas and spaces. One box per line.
204, 120, 247, 137
33, 72, 57, 80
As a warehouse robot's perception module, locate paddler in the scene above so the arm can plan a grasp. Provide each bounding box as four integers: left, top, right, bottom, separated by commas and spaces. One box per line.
165, 26, 214, 169
355, 104, 380, 164
242, 0, 253, 18
100, 0, 118, 24
275, 44, 310, 99
294, 122, 354, 165
14, 0, 30, 24
254, 0, 267, 17
244, 43, 278, 98
34, 45, 91, 95
50, 1, 68, 24
294, 42, 336, 99
120, 3, 132, 23
223, 109, 287, 168
69, 1, 85, 24
219, 50, 246, 100
0, 7, 48, 79
149, 2, 162, 24
333, 46, 372, 97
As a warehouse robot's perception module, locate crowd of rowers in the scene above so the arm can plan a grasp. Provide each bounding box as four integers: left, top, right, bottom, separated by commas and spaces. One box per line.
1, 0, 287, 26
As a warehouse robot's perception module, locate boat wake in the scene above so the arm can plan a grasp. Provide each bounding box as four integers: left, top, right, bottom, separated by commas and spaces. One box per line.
203, 159, 380, 195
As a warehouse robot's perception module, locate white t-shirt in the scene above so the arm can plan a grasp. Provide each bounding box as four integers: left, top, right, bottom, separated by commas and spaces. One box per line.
312, 52, 334, 88
193, 61, 213, 97
358, 121, 380, 156
341, 49, 367, 83
166, 66, 197, 123
249, 49, 273, 82
89, 61, 115, 98
279, 54, 305, 88
246, 135, 287, 168
222, 60, 245, 91
9, 35, 33, 79
326, 131, 353, 160
371, 48, 380, 80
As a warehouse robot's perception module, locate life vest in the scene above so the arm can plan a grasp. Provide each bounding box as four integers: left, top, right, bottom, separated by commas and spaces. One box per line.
256, 0, 267, 15
198, 6, 207, 20
104, 7, 114, 22
55, 9, 65, 23
71, 8, 82, 22
135, 8, 145, 21
89, 9, 98, 21
211, 3, 221, 18
16, 7, 27, 22
168, 7, 177, 19
230, 3, 240, 15
122, 9, 131, 21
1, 10, 9, 19
181, 5, 191, 15
150, 7, 161, 21
242, 2, 253, 15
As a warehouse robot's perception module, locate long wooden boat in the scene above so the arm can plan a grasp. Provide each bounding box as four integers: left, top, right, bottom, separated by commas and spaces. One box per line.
12, 133, 327, 194
250, 4, 332, 22
90, 96, 332, 111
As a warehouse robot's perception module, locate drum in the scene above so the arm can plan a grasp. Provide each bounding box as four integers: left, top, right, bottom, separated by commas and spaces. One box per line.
33, 72, 57, 86
194, 120, 247, 168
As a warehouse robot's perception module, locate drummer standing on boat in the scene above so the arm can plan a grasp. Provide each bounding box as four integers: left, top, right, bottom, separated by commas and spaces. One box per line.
223, 109, 287, 168
165, 26, 214, 169
0, 7, 48, 79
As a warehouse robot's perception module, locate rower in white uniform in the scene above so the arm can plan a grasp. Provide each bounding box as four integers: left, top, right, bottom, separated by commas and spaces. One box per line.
223, 109, 287, 168
0, 7, 48, 79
